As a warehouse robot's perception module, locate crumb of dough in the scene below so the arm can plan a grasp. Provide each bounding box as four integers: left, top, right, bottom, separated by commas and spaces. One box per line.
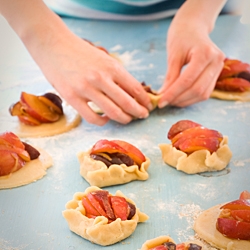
0, 147, 53, 189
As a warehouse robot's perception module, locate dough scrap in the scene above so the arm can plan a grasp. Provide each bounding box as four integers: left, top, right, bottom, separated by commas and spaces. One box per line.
211, 89, 250, 102
88, 93, 161, 115
0, 147, 53, 189
62, 186, 149, 246
10, 103, 81, 138
77, 150, 150, 187
159, 136, 232, 174
194, 204, 250, 250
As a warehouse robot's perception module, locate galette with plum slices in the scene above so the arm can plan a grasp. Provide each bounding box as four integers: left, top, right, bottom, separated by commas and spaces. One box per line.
78, 139, 150, 187
62, 186, 149, 246
0, 131, 52, 189
194, 190, 250, 250
9, 91, 81, 137
159, 120, 232, 174
140, 235, 203, 250
211, 58, 250, 101
88, 82, 160, 115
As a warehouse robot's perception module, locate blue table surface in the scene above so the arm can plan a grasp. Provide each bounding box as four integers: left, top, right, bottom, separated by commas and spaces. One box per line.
0, 14, 249, 250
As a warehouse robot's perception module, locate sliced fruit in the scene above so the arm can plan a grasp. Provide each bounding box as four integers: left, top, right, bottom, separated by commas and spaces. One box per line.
216, 217, 250, 240
231, 210, 250, 223
90, 139, 128, 155
87, 193, 108, 217
240, 190, 250, 200
221, 199, 250, 210
110, 196, 129, 221
90, 190, 115, 220
111, 139, 146, 166
176, 137, 221, 154
82, 196, 100, 217
167, 120, 201, 140
215, 78, 250, 92
20, 92, 60, 123
38, 93, 63, 114
218, 58, 250, 80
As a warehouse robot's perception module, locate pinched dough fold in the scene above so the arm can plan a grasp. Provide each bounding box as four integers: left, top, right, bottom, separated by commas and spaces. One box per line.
159, 136, 232, 174
77, 150, 150, 187
62, 186, 149, 246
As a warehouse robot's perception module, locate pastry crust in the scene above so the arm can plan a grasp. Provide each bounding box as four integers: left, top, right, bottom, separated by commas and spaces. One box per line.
62, 186, 149, 246
0, 147, 53, 189
9, 103, 81, 138
140, 236, 176, 250
211, 89, 250, 102
77, 150, 150, 187
140, 236, 204, 250
159, 136, 232, 174
194, 204, 250, 250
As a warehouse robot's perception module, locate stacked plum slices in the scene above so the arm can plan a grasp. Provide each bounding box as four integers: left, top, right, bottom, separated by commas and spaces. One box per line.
9, 92, 63, 126
168, 120, 223, 154
0, 131, 40, 176
149, 241, 202, 250
82, 190, 136, 222
89, 139, 146, 168
215, 58, 250, 92
216, 190, 250, 240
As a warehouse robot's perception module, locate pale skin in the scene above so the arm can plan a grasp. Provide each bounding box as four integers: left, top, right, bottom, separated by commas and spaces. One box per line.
0, 0, 227, 126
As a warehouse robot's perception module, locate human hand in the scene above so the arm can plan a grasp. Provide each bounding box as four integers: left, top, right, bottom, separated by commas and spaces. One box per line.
1, 0, 151, 126
158, 0, 226, 108
35, 34, 151, 126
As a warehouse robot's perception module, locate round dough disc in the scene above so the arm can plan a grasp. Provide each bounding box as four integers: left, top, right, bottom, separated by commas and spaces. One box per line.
0, 147, 53, 189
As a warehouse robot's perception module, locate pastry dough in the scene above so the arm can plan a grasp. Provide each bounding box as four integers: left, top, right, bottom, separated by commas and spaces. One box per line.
194, 204, 250, 250
140, 235, 203, 250
140, 236, 175, 250
62, 186, 149, 246
211, 89, 250, 102
159, 136, 232, 174
88, 93, 161, 115
0, 147, 53, 189
77, 150, 150, 187
8, 103, 81, 138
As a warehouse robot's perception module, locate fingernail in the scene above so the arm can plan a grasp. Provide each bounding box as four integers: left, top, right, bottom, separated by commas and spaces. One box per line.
147, 103, 154, 111
158, 101, 169, 109
139, 111, 149, 119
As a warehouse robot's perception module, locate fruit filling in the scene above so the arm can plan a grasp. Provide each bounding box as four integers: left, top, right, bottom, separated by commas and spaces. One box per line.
149, 242, 202, 250
82, 190, 136, 222
215, 58, 250, 92
9, 92, 63, 126
0, 131, 40, 176
89, 139, 146, 167
216, 190, 250, 240
167, 120, 223, 154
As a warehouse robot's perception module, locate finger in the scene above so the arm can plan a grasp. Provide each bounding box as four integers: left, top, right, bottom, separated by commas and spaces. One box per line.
67, 94, 110, 126
159, 51, 184, 93
159, 53, 211, 107
95, 78, 149, 121
171, 59, 224, 107
112, 66, 153, 111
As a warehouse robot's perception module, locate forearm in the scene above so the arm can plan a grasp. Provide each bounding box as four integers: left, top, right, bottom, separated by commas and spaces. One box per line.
0, 0, 71, 55
173, 0, 227, 33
